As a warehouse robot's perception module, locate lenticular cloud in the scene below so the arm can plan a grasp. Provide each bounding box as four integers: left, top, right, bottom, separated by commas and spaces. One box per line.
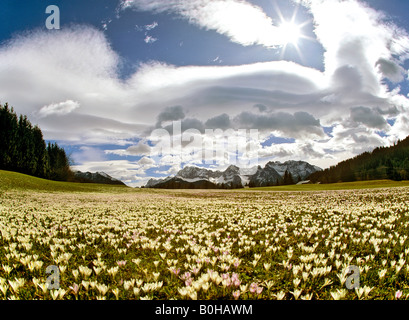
120, 0, 285, 47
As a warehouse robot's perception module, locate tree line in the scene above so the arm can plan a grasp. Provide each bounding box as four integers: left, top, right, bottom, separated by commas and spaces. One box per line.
308, 136, 409, 183
0, 102, 73, 181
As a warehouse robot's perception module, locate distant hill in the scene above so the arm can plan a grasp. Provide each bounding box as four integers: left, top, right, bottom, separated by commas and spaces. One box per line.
308, 135, 409, 183
73, 171, 126, 186
0, 169, 129, 193
145, 161, 322, 189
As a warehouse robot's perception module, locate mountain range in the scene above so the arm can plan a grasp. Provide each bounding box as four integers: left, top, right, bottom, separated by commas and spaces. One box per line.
145, 161, 322, 189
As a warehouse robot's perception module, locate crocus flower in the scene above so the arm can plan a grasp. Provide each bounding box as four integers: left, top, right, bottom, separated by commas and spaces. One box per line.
69, 283, 79, 295
256, 286, 263, 295
117, 260, 127, 267
249, 283, 258, 293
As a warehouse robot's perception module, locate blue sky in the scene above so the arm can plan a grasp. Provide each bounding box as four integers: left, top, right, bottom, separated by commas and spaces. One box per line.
1, 0, 409, 186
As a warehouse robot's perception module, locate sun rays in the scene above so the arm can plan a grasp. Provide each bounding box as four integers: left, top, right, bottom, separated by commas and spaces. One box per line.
272, 1, 315, 62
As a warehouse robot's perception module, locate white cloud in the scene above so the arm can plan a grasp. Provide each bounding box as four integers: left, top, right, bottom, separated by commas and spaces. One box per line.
301, 0, 409, 94
388, 114, 409, 140
154, 164, 181, 176
126, 60, 328, 122
120, 0, 289, 47
0, 26, 146, 144
37, 100, 80, 118
145, 21, 158, 31
137, 156, 156, 166
144, 35, 158, 44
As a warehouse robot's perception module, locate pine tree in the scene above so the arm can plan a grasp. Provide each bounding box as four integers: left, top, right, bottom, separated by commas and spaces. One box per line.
283, 170, 294, 185
0, 103, 19, 170
32, 126, 48, 178
403, 159, 409, 180
17, 114, 36, 175
386, 158, 394, 180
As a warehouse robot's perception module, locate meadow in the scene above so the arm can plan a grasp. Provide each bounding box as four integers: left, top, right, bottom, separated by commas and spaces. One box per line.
0, 170, 409, 300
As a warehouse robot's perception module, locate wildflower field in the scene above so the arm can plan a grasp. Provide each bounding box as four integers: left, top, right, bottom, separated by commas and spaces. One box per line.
1, 172, 409, 300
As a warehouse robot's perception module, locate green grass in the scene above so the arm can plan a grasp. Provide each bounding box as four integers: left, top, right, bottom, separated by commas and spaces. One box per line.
245, 179, 409, 191
0, 170, 132, 193
1, 169, 409, 194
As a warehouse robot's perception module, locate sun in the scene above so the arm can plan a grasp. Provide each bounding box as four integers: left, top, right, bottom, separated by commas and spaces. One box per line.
278, 21, 302, 46
272, 2, 314, 61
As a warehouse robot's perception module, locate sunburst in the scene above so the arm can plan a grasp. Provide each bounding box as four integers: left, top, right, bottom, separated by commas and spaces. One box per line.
273, 1, 314, 61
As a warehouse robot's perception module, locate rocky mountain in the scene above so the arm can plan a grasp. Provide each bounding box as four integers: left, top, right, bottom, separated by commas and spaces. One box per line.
146, 165, 246, 189
249, 160, 322, 187
177, 166, 222, 181
73, 171, 126, 186
145, 161, 321, 189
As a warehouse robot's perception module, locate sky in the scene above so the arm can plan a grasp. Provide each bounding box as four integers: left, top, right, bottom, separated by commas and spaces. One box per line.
2, 0, 409, 186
